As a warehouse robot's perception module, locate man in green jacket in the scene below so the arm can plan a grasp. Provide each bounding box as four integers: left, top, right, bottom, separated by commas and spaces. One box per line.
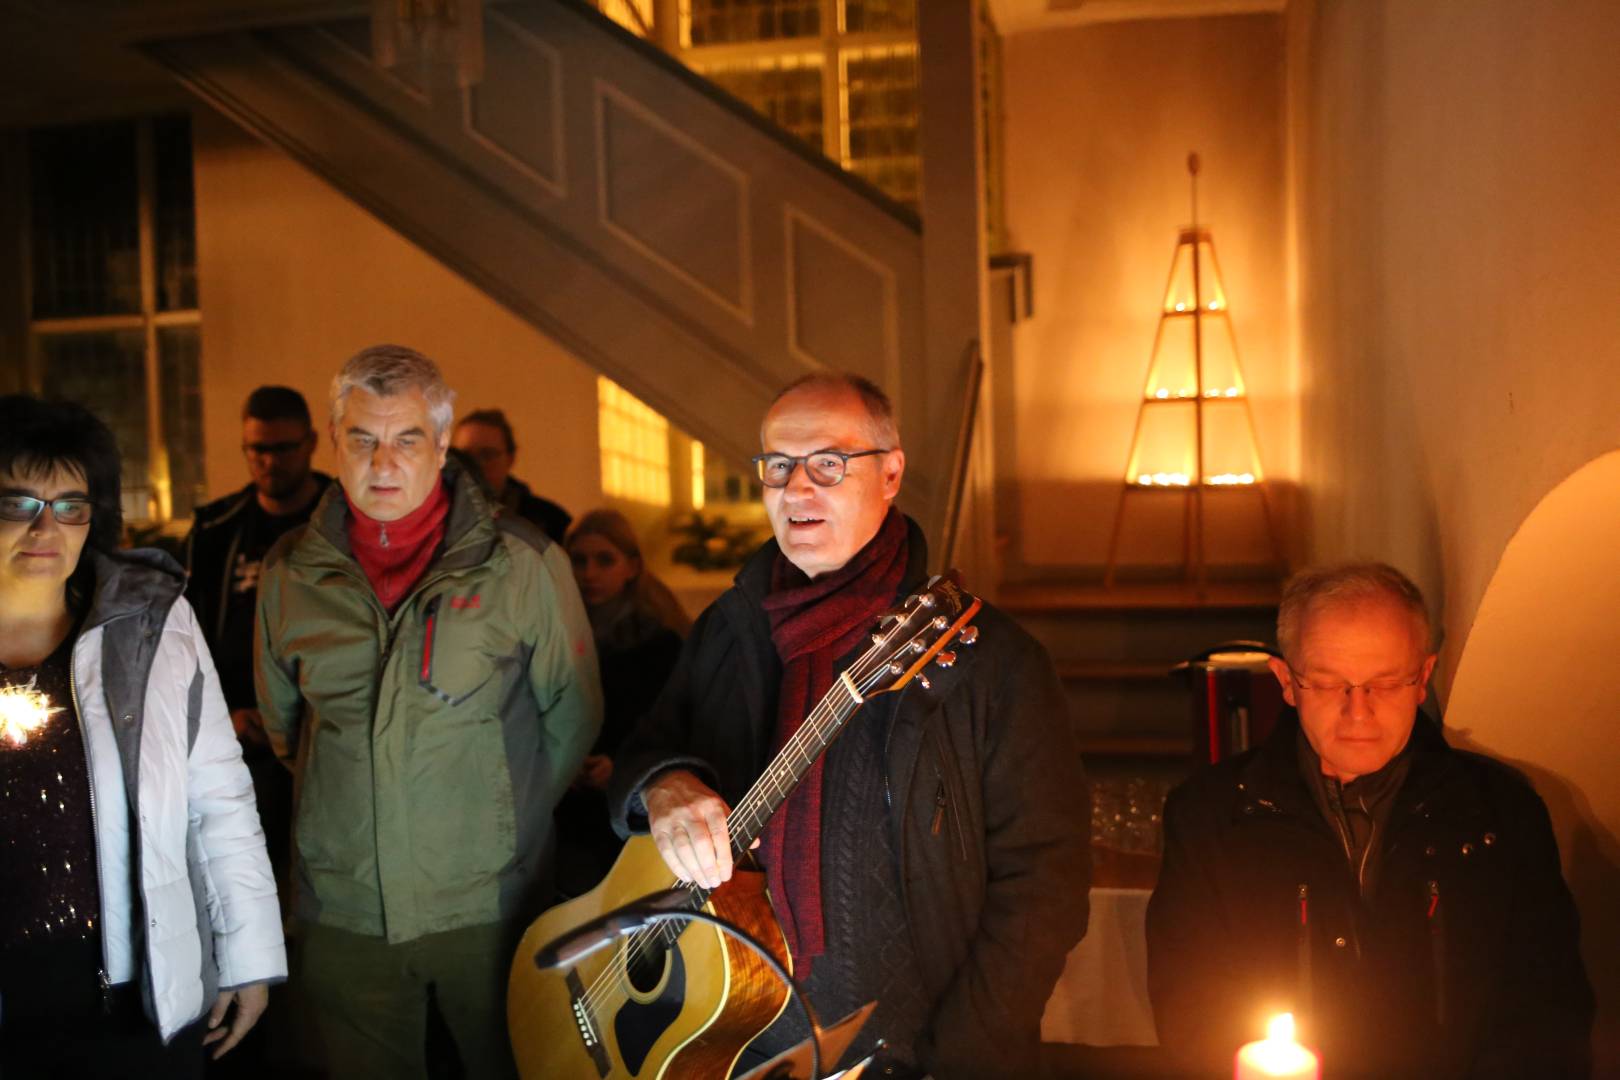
255, 344, 601, 1079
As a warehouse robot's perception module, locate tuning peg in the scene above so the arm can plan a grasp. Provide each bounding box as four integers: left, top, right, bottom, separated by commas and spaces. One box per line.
918, 593, 937, 609
917, 674, 932, 691
957, 626, 980, 646
935, 651, 958, 669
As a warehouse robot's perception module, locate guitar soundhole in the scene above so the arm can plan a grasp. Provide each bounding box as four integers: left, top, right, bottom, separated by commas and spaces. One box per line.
625, 936, 668, 994
615, 938, 687, 1075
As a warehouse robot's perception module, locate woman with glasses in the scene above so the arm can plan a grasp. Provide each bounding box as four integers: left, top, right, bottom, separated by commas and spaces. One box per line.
0, 395, 285, 1079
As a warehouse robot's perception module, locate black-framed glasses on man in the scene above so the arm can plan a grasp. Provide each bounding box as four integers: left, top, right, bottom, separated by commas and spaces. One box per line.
1287, 667, 1425, 703
0, 494, 94, 526
751, 448, 892, 489
242, 440, 308, 459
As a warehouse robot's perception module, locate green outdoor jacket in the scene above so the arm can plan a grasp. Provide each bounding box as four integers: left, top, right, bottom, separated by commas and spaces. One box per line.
255, 464, 602, 943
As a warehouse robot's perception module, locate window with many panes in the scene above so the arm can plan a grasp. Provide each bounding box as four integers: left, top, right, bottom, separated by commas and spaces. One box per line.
596, 0, 923, 211
21, 115, 204, 525
598, 376, 673, 507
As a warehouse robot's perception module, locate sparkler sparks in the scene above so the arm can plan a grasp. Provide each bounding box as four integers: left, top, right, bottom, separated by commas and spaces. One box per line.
0, 677, 62, 747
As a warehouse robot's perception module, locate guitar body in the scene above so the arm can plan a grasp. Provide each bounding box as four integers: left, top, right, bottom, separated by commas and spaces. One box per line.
509, 834, 791, 1079
511, 575, 983, 1079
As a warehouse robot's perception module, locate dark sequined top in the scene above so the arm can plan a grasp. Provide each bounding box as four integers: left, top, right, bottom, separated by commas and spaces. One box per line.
0, 627, 102, 953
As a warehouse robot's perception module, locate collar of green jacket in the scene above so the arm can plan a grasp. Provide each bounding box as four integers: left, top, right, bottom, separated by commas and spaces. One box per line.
298, 458, 507, 579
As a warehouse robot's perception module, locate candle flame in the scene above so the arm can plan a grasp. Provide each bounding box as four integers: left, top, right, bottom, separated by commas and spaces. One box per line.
0, 678, 62, 748
1267, 1013, 1296, 1043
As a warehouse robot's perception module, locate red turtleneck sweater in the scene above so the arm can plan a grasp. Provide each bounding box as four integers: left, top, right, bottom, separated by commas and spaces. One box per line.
345, 480, 451, 613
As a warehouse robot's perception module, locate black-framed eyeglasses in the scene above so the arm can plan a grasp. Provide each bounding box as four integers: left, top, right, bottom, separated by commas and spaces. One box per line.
242, 440, 308, 459
751, 448, 892, 489
0, 494, 94, 526
1287, 666, 1425, 703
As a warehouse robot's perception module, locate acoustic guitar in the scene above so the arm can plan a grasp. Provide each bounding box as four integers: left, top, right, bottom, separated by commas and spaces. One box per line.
509, 574, 983, 1079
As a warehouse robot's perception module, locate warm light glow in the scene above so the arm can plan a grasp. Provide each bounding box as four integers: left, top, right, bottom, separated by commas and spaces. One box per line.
1137, 472, 1192, 488
1207, 473, 1257, 486
1235, 1013, 1319, 1079
690, 441, 706, 511
597, 377, 672, 507
0, 678, 61, 748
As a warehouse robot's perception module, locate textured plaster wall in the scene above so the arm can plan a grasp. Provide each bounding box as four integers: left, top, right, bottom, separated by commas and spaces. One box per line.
1286, 1, 1620, 1064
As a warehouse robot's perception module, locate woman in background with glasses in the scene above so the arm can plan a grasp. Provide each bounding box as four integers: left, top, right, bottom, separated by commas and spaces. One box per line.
554, 509, 688, 897
0, 395, 285, 1079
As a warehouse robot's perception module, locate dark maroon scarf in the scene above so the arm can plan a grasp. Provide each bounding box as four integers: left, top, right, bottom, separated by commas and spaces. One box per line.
759, 508, 909, 976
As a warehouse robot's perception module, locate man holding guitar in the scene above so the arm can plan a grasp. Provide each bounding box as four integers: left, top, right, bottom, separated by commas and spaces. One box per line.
607, 373, 1090, 1078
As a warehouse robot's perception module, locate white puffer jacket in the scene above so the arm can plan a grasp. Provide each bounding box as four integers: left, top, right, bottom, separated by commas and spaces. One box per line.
47, 549, 286, 1040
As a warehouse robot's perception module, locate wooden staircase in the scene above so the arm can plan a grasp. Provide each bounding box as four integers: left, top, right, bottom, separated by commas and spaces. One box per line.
999, 579, 1281, 759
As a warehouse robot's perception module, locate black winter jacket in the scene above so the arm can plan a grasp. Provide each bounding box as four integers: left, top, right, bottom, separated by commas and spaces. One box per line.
609, 518, 1091, 1079
183, 476, 331, 699
501, 476, 571, 544
1147, 712, 1593, 1079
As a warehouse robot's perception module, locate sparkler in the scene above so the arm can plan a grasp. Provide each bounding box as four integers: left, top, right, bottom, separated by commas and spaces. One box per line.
0, 676, 62, 747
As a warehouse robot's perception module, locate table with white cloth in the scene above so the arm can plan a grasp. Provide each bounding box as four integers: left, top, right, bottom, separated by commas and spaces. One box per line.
1041, 886, 1158, 1047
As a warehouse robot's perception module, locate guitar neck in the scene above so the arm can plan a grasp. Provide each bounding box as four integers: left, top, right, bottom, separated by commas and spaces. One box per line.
723, 675, 866, 857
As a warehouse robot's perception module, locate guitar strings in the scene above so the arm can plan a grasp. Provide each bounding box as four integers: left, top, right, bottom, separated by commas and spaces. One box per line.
573, 605, 945, 1020
574, 621, 904, 1018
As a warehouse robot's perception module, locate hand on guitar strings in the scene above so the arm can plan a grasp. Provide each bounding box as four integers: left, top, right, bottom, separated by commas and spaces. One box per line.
644, 768, 759, 890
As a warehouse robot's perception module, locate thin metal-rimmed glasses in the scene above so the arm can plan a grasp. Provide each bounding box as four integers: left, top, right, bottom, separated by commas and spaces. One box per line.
751, 448, 892, 488
1287, 667, 1425, 703
0, 494, 94, 526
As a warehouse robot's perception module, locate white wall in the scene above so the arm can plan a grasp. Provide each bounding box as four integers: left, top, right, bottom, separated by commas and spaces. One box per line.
1287, 0, 1620, 1064
191, 108, 602, 517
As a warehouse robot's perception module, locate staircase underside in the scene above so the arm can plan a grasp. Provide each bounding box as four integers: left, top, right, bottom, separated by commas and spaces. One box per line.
140, 1, 941, 511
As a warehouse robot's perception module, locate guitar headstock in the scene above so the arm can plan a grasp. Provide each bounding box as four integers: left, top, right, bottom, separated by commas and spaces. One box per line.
849, 571, 983, 700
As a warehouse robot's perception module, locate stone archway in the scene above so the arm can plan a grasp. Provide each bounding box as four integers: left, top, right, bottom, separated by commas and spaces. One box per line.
1444, 448, 1620, 1072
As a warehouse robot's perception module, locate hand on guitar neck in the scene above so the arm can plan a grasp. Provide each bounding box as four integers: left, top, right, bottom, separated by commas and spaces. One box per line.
644, 769, 760, 890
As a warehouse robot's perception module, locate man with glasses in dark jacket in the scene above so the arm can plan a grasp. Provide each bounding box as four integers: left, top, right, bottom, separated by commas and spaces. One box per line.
609, 372, 1089, 1080
1147, 562, 1593, 1078
184, 385, 330, 887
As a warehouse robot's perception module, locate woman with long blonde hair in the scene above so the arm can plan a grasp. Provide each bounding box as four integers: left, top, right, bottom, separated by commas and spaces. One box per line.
555, 510, 687, 896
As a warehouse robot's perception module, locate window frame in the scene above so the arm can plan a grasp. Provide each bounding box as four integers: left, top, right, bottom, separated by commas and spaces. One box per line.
23, 116, 201, 525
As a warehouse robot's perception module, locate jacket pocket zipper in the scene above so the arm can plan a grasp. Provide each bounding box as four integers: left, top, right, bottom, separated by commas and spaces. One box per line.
931, 772, 968, 861
1428, 879, 1446, 1028
1296, 883, 1312, 1021
420, 596, 441, 687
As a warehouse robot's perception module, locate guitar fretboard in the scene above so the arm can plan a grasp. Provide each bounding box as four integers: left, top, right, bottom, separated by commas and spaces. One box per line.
725, 677, 864, 856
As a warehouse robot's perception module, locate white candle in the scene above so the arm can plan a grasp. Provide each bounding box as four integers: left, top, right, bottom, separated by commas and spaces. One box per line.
1235, 1013, 1319, 1080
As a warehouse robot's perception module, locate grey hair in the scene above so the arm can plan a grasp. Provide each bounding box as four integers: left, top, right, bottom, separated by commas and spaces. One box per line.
330, 344, 456, 438
1276, 561, 1432, 660
766, 371, 900, 449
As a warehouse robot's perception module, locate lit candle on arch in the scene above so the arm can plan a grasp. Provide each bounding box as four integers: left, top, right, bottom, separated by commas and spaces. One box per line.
1235, 1013, 1319, 1080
